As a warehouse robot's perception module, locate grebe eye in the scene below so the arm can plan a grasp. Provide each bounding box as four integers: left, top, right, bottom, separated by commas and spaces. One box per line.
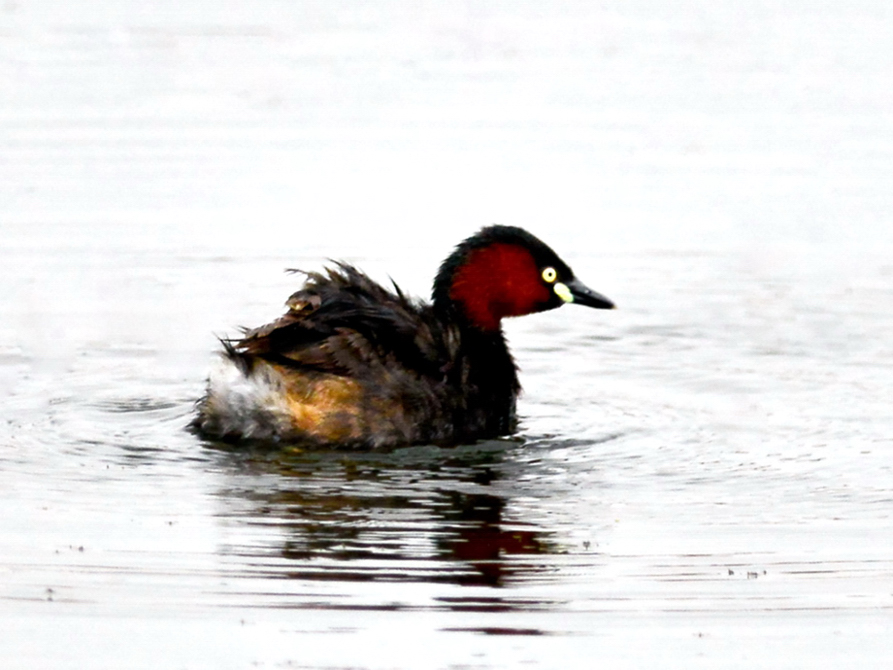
541, 267, 557, 283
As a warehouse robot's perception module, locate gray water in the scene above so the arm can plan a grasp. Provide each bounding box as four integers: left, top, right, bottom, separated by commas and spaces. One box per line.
2, 2, 893, 668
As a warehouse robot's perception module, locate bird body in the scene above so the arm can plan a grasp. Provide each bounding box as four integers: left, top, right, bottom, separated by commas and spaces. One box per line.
193, 225, 613, 448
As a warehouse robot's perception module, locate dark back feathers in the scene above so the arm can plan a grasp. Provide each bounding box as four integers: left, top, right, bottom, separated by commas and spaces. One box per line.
232, 263, 448, 380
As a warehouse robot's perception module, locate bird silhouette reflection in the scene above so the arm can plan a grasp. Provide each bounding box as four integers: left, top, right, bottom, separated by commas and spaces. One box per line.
211, 442, 557, 588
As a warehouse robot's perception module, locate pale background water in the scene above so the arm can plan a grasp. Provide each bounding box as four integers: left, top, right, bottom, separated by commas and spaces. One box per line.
2, 1, 893, 668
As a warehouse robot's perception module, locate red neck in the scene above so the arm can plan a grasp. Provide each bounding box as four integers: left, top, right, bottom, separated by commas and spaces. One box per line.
448, 243, 551, 331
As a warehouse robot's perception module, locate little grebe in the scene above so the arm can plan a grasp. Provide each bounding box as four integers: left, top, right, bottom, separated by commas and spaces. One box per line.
193, 225, 614, 448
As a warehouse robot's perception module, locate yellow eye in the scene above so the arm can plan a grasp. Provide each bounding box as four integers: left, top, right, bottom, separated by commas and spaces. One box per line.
541, 267, 557, 283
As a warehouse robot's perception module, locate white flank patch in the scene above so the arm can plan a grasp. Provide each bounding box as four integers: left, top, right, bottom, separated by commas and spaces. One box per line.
204, 357, 291, 440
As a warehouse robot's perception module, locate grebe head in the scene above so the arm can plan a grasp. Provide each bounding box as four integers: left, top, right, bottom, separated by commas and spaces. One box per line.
432, 225, 614, 331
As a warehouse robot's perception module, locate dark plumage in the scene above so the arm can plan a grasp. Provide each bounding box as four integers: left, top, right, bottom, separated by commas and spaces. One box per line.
193, 225, 614, 449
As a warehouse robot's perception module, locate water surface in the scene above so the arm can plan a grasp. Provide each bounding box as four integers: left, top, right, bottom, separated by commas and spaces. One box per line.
2, 2, 893, 668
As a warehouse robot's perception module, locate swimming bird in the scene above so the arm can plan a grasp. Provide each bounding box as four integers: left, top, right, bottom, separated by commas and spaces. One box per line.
193, 225, 614, 448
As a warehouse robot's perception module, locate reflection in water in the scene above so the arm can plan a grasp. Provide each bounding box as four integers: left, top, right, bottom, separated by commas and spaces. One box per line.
210, 442, 560, 591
